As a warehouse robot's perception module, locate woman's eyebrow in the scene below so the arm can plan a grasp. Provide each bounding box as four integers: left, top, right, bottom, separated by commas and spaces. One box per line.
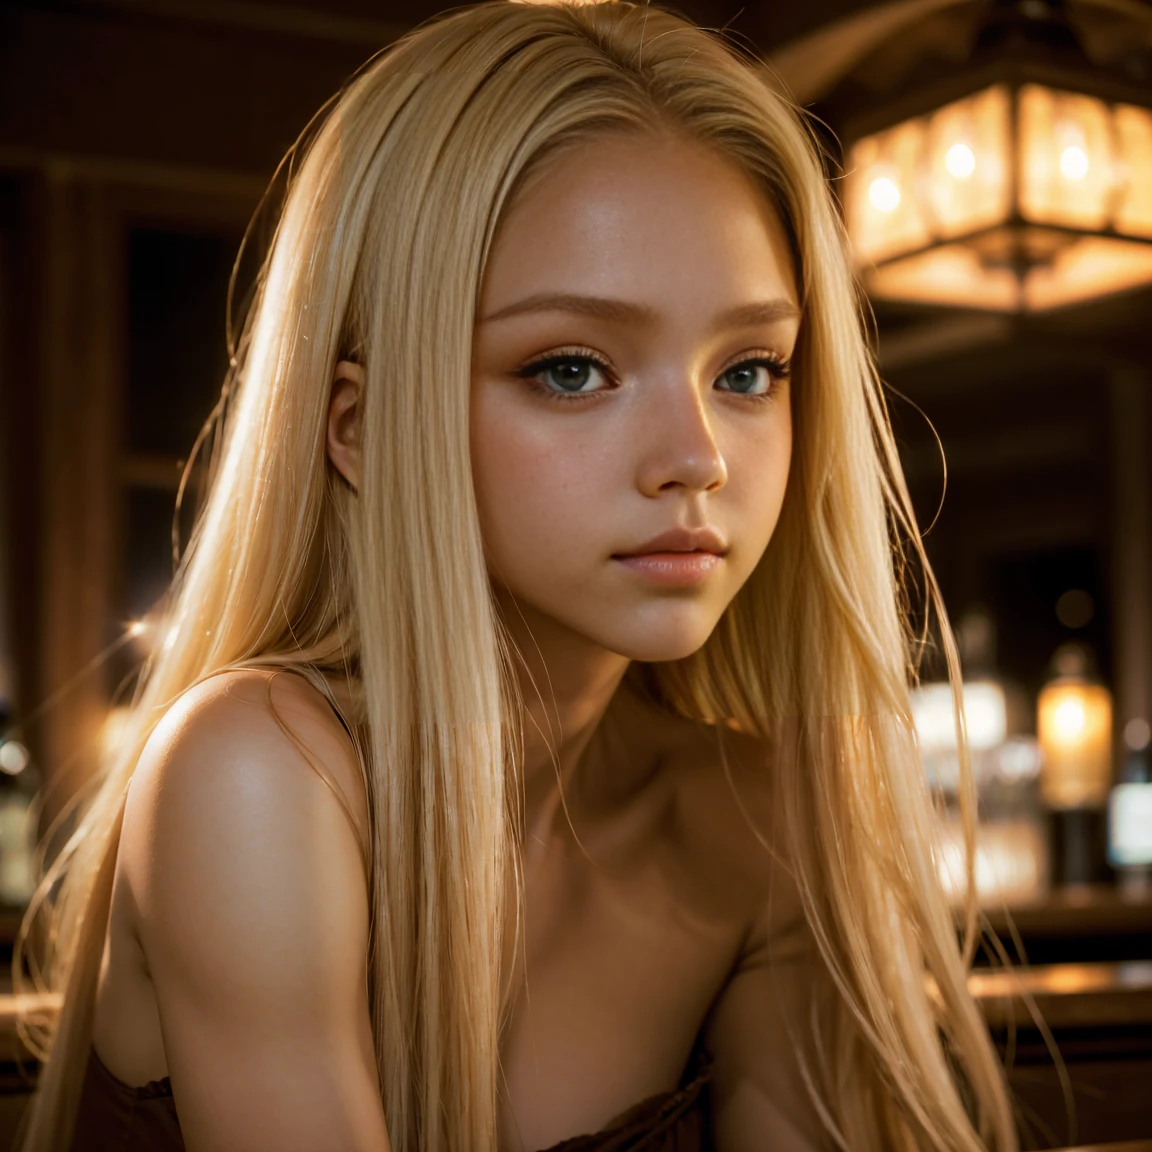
478, 292, 800, 329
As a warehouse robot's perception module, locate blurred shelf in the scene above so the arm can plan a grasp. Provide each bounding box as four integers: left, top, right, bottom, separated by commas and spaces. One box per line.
1057, 1145, 1152, 1151
0, 962, 1147, 1056
979, 885, 1152, 937
969, 960, 1152, 1029
0, 971, 1148, 1148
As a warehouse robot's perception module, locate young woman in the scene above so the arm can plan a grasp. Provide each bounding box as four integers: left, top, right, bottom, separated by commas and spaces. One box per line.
15, 2, 1016, 1149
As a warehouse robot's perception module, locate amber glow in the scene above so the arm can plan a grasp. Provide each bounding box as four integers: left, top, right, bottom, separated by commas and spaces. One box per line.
847, 86, 1011, 264
100, 706, 132, 762
846, 83, 1152, 311
967, 961, 1152, 1003
1037, 678, 1113, 808
868, 176, 901, 212
1027, 235, 1152, 310
926, 85, 1012, 239
848, 120, 931, 262
1115, 104, 1152, 236
1019, 85, 1113, 230
946, 143, 976, 179
870, 243, 1021, 309
935, 816, 1046, 904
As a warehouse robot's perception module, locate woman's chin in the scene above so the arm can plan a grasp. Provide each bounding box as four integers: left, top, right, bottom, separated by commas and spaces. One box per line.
603, 618, 719, 664
505, 594, 726, 665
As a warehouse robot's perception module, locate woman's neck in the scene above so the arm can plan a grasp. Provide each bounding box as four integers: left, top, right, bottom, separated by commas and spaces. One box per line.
496, 591, 661, 849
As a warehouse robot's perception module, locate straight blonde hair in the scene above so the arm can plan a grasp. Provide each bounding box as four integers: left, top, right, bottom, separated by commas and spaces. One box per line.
15, 3, 1014, 1150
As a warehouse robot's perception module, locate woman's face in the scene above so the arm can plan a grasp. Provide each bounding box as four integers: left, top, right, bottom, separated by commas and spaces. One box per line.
471, 131, 799, 663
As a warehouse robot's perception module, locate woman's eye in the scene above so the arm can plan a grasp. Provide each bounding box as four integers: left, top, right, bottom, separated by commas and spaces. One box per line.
715, 358, 790, 397
517, 354, 611, 397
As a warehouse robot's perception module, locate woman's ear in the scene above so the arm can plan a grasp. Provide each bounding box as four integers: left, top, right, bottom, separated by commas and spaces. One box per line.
327, 360, 365, 491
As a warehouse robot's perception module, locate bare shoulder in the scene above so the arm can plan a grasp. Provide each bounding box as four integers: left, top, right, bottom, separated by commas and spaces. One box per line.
125, 668, 368, 870
121, 664, 371, 970
118, 668, 388, 1148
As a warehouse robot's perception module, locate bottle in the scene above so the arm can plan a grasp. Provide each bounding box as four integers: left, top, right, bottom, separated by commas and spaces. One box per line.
0, 719, 39, 907
1108, 730, 1152, 897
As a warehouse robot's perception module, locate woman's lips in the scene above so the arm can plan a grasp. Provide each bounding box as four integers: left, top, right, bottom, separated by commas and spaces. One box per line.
612, 550, 722, 586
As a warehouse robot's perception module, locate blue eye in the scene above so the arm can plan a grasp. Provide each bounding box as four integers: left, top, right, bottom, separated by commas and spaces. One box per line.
716, 358, 790, 396
516, 353, 611, 399
544, 359, 597, 391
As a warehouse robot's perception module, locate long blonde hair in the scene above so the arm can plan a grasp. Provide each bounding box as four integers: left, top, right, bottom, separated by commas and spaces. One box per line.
15, 3, 1013, 1150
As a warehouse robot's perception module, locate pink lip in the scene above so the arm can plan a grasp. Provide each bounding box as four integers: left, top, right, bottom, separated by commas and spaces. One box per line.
612, 527, 727, 587
614, 526, 727, 557
613, 552, 722, 586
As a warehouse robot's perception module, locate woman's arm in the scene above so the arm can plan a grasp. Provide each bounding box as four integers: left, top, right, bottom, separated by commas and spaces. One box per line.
691, 729, 832, 1151
703, 902, 832, 1152
120, 670, 390, 1152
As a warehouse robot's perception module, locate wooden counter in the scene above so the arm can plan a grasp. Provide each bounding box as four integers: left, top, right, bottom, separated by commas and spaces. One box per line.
0, 964, 1148, 1147
977, 884, 1152, 939
1058, 1145, 1152, 1151
967, 960, 1152, 1028
1, 959, 1150, 1046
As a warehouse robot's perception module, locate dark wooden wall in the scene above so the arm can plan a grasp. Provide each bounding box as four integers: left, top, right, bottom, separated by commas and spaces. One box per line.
2, 0, 1152, 807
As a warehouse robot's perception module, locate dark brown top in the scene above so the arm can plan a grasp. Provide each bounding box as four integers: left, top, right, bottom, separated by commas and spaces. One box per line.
70, 1044, 713, 1151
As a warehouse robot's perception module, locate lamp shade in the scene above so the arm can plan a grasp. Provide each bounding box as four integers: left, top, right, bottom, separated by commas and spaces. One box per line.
1037, 676, 1113, 808
844, 82, 1152, 310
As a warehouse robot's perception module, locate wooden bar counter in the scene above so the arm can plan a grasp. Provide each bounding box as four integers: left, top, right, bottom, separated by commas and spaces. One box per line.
967, 960, 1152, 1028
0, 961, 1147, 1147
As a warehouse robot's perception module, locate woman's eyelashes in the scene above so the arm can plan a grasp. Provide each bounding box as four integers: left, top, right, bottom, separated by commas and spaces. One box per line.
513, 348, 792, 403
716, 355, 791, 397
515, 347, 613, 400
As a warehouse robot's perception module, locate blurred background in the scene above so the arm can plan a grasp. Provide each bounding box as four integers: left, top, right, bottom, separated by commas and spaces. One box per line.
0, 0, 1151, 1146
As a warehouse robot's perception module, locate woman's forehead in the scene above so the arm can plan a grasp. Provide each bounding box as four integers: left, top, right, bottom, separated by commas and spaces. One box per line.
479, 132, 800, 327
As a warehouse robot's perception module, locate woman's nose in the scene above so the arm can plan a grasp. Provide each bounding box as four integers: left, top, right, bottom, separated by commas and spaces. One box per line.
633, 382, 728, 498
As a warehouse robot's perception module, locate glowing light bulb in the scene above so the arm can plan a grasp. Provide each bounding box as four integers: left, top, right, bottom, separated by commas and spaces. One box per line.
1060, 146, 1089, 180
868, 176, 901, 212
0, 742, 29, 775
1038, 671, 1112, 809
1054, 699, 1086, 741
127, 620, 148, 639
945, 143, 976, 179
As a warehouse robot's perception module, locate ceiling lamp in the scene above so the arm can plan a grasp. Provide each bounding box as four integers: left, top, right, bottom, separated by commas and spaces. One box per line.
842, 0, 1152, 311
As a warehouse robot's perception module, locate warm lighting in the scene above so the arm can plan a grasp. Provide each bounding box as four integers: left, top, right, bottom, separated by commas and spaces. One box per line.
1053, 697, 1085, 741
868, 176, 902, 212
0, 991, 63, 1027
1038, 671, 1113, 809
0, 741, 29, 776
1059, 146, 1088, 180
935, 816, 1047, 903
912, 679, 1008, 752
101, 707, 133, 762
946, 143, 976, 179
845, 81, 1152, 310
